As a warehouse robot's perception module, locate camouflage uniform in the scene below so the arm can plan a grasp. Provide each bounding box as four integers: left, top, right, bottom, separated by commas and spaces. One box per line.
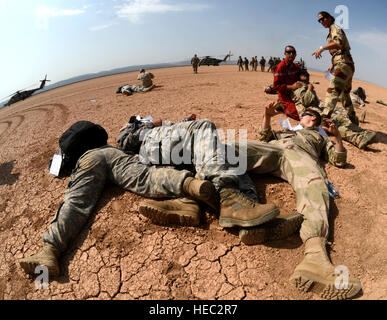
259, 57, 266, 72
133, 119, 240, 191
43, 146, 193, 252
237, 57, 244, 71
236, 126, 347, 243
137, 71, 154, 88
322, 24, 357, 122
191, 55, 200, 73
292, 82, 374, 148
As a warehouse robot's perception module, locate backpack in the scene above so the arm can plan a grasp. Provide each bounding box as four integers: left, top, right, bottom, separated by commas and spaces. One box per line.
51, 121, 108, 177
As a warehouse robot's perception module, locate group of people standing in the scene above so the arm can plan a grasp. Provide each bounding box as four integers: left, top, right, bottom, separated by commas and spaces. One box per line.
18, 11, 372, 301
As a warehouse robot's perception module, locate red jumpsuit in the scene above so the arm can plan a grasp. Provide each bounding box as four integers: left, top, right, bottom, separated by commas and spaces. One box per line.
273, 59, 300, 120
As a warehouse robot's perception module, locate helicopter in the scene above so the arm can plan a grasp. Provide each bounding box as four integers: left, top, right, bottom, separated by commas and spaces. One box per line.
3, 75, 50, 107
199, 51, 233, 66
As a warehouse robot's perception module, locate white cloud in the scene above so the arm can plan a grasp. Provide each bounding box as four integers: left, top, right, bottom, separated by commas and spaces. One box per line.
34, 6, 85, 29
89, 23, 116, 32
351, 30, 387, 57
116, 0, 210, 23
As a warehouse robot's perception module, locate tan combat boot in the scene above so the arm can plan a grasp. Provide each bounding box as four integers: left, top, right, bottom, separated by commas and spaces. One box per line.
19, 243, 61, 277
139, 197, 201, 226
289, 237, 362, 300
358, 131, 376, 149
239, 212, 303, 245
219, 188, 279, 228
183, 177, 218, 210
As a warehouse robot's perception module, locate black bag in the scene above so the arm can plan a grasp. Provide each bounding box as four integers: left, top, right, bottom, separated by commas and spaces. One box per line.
54, 121, 108, 176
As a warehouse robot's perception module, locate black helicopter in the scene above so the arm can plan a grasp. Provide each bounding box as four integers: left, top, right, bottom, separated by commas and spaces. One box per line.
199, 51, 232, 66
3, 75, 50, 107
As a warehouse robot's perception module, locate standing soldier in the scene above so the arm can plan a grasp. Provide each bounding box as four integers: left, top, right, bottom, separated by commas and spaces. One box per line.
191, 54, 200, 74
254, 56, 258, 71
312, 11, 359, 124
259, 56, 266, 72
250, 57, 255, 71
244, 57, 249, 71
237, 56, 244, 71
267, 57, 274, 72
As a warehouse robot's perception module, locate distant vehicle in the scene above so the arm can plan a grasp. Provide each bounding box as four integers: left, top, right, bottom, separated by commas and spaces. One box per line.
3, 75, 50, 107
199, 51, 232, 66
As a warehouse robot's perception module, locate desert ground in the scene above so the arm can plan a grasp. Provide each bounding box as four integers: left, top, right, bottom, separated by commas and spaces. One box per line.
0, 65, 386, 300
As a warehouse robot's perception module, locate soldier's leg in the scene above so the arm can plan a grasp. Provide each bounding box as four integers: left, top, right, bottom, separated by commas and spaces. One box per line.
322, 63, 355, 119
331, 111, 376, 149
42, 148, 109, 253
279, 149, 329, 242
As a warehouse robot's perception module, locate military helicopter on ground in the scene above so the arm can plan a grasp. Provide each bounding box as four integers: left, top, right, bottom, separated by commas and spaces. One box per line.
3, 75, 50, 107
199, 51, 233, 66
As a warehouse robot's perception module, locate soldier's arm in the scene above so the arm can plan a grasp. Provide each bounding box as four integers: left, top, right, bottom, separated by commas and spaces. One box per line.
117, 122, 155, 154
321, 120, 346, 167
257, 102, 280, 142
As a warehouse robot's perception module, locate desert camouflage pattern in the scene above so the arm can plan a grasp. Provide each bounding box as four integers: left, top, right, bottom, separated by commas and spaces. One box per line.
43, 146, 193, 252
327, 24, 354, 66
139, 119, 240, 191
120, 84, 154, 94
293, 83, 373, 148
235, 129, 344, 242
137, 72, 154, 88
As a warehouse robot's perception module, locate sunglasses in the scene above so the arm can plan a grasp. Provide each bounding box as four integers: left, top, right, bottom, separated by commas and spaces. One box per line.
285, 50, 296, 54
318, 16, 326, 23
301, 112, 315, 117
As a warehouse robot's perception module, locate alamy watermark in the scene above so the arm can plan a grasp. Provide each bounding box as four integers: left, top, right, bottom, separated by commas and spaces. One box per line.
334, 265, 349, 289
34, 265, 49, 290
137, 126, 248, 176
335, 5, 349, 29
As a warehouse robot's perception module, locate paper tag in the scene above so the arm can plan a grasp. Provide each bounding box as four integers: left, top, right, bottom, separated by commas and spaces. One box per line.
49, 153, 63, 176
325, 70, 334, 81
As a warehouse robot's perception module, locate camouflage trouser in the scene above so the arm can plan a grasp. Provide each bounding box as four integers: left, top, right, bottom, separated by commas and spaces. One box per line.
43, 146, 193, 252
330, 107, 372, 148
323, 62, 356, 122
236, 141, 329, 243
192, 64, 198, 73
121, 84, 154, 94
140, 119, 240, 191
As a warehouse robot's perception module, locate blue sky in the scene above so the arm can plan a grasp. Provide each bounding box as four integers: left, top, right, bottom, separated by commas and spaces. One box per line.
1, 0, 386, 101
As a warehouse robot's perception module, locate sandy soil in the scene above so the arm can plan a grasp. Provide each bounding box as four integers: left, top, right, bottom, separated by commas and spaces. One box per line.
0, 65, 386, 300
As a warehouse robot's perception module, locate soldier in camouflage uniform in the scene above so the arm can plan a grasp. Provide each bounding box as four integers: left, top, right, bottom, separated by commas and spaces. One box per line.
292, 70, 376, 149
191, 54, 200, 74
119, 69, 155, 95
259, 56, 266, 72
119, 118, 279, 227
267, 57, 274, 73
237, 56, 244, 71
235, 102, 361, 299
313, 11, 358, 125
19, 142, 218, 276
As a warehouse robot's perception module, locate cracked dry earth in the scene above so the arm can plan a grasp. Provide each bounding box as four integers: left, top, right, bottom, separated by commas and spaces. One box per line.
0, 65, 386, 300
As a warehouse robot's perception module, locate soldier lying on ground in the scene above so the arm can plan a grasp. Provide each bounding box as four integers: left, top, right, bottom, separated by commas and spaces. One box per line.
19, 117, 280, 278
116, 68, 155, 95
234, 102, 361, 300
292, 70, 376, 149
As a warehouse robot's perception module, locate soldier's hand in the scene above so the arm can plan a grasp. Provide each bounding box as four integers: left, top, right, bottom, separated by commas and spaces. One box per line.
307, 83, 314, 91
265, 102, 281, 118
322, 119, 339, 137
120, 123, 129, 131
152, 119, 162, 127
312, 49, 323, 59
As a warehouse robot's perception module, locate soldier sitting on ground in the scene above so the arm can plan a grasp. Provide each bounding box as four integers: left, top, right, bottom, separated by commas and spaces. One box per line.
117, 68, 155, 96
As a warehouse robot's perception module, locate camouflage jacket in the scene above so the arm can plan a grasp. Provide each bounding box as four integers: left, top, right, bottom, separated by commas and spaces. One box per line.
257, 126, 347, 167
292, 82, 321, 114
137, 72, 154, 88
117, 121, 155, 154
327, 24, 354, 66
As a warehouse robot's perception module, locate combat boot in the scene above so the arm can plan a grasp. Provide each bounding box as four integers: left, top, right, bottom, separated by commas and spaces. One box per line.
358, 131, 376, 149
139, 197, 201, 226
239, 212, 303, 245
289, 237, 362, 300
19, 243, 61, 277
183, 177, 218, 210
219, 188, 279, 228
